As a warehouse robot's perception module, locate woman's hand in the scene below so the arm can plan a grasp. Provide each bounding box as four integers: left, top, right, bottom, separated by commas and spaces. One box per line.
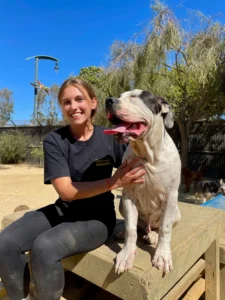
110, 158, 146, 190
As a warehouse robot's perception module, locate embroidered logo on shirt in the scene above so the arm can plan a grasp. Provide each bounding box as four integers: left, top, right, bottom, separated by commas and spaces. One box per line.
95, 159, 111, 166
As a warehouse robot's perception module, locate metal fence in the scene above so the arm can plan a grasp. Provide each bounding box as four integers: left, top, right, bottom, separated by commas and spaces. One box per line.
168, 120, 225, 178
1, 119, 64, 127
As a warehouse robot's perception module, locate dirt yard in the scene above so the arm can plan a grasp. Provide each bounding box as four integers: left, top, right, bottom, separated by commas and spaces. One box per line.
0, 164, 58, 224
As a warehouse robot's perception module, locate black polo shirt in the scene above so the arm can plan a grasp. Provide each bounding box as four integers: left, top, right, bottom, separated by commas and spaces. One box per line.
43, 125, 126, 235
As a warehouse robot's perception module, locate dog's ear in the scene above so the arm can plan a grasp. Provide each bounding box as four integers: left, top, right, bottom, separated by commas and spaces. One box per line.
157, 97, 174, 129
220, 179, 224, 185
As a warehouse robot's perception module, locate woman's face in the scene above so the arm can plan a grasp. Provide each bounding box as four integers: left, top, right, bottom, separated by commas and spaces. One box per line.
60, 85, 97, 127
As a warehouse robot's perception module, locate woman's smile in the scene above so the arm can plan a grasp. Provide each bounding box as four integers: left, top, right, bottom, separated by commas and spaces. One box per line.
70, 112, 82, 119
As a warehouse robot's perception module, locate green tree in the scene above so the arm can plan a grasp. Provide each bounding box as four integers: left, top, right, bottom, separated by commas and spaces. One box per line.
0, 88, 14, 127
78, 66, 110, 127
106, 1, 225, 167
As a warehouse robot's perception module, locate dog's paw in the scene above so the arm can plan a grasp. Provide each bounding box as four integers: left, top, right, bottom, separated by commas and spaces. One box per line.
143, 231, 158, 245
152, 245, 173, 274
115, 248, 136, 274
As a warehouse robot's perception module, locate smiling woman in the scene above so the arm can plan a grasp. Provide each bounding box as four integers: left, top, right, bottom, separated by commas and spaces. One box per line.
58, 78, 98, 117
58, 78, 98, 141
0, 77, 146, 300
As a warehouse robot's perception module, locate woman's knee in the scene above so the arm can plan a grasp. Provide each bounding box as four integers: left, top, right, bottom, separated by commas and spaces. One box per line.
0, 211, 40, 253
23, 210, 43, 220
31, 233, 55, 265
0, 230, 19, 256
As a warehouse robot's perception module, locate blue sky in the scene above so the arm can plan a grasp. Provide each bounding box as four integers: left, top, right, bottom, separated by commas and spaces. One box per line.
0, 0, 224, 121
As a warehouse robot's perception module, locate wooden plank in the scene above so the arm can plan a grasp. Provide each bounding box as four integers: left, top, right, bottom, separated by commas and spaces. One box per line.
182, 278, 205, 300
142, 208, 223, 300
220, 264, 225, 300
61, 203, 223, 300
1, 202, 223, 300
0, 281, 7, 298
205, 239, 220, 300
162, 259, 205, 300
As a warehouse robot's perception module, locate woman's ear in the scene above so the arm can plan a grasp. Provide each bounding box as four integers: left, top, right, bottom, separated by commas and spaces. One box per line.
91, 97, 98, 109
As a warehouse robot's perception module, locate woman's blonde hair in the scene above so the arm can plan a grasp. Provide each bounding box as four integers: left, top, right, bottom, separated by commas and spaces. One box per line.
58, 77, 97, 117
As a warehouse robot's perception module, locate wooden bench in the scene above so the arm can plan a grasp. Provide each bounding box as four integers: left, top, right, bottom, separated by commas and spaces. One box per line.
219, 229, 225, 299
1, 201, 223, 300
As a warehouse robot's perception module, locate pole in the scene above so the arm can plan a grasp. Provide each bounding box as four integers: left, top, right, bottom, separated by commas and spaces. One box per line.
33, 57, 39, 125
26, 55, 59, 125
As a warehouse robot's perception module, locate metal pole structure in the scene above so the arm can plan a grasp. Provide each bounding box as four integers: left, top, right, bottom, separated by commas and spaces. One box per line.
34, 57, 39, 124
26, 55, 60, 126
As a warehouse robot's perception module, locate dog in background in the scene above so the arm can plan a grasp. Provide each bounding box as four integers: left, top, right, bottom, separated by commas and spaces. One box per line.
182, 167, 206, 193
195, 179, 225, 204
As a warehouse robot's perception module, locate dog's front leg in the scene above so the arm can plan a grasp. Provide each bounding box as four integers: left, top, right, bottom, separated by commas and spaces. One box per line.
115, 192, 138, 274
152, 191, 181, 274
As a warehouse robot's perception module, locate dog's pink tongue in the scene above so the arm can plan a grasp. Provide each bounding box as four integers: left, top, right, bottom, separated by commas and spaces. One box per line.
104, 123, 128, 135
104, 122, 146, 135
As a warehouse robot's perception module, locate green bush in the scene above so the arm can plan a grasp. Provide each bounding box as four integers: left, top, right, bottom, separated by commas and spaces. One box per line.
0, 130, 29, 164
30, 145, 44, 160
30, 143, 44, 167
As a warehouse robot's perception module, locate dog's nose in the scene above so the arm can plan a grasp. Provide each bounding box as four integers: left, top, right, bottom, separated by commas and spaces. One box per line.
106, 97, 117, 107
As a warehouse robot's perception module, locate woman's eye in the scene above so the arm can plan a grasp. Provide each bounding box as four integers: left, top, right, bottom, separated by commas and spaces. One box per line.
63, 100, 70, 105
77, 98, 84, 102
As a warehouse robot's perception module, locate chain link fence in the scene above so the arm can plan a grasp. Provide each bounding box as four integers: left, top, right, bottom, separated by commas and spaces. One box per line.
2, 119, 65, 127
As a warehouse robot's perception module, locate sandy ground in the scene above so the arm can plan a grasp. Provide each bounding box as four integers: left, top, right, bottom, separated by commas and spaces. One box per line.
0, 164, 58, 224
0, 164, 197, 300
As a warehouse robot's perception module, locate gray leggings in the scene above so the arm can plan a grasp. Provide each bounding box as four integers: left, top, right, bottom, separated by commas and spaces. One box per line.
0, 206, 108, 300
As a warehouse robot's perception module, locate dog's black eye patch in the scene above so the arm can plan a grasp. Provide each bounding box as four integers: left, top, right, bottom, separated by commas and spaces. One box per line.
139, 91, 160, 114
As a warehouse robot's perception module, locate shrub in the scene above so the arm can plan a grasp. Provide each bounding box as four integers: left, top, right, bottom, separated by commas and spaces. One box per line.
0, 130, 29, 164
30, 143, 44, 167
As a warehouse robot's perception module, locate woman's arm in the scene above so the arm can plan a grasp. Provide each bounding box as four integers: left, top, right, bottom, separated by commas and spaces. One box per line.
51, 158, 145, 202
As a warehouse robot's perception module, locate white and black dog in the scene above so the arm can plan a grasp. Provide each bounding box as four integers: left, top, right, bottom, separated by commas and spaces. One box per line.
195, 179, 225, 204
104, 89, 181, 274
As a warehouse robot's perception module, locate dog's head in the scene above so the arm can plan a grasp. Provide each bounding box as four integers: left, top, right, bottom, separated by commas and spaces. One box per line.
104, 89, 174, 143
